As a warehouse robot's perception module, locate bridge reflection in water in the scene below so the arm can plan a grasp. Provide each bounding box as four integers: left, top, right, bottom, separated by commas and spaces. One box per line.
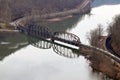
27, 36, 80, 58
17, 24, 120, 63
28, 36, 52, 49
53, 44, 79, 58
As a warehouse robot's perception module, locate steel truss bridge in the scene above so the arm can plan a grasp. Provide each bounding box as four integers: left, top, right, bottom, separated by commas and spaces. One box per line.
16, 24, 120, 63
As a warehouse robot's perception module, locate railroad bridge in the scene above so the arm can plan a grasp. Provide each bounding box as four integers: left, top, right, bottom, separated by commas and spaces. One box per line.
16, 24, 120, 64
16, 24, 81, 48
15, 24, 120, 79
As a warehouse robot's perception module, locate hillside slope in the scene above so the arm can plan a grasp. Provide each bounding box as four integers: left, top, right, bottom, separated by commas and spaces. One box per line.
0, 0, 83, 22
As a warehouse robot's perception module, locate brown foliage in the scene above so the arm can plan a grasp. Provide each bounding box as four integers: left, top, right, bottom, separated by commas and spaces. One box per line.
0, 0, 83, 22
87, 24, 104, 48
108, 15, 120, 53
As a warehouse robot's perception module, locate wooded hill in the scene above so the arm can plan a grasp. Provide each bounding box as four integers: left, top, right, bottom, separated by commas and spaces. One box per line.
87, 15, 120, 55
0, 0, 83, 22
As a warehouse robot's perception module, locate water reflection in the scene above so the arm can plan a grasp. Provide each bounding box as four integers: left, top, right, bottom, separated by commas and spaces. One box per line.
53, 44, 79, 58
0, 45, 102, 80
0, 36, 103, 80
37, 15, 85, 32
0, 33, 28, 61
27, 36, 80, 58
0, 31, 81, 61
92, 0, 120, 7
28, 36, 52, 49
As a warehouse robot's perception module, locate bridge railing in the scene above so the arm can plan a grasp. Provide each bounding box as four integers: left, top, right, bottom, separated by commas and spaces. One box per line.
16, 24, 82, 47
28, 25, 50, 38
53, 31, 81, 46
18, 24, 53, 40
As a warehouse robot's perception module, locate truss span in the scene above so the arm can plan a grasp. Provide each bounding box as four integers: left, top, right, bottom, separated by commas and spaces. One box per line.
27, 25, 52, 39
53, 31, 81, 46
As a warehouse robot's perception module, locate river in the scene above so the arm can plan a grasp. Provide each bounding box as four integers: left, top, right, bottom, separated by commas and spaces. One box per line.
0, 0, 120, 80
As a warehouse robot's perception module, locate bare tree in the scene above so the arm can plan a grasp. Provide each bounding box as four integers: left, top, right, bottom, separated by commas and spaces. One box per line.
87, 24, 104, 47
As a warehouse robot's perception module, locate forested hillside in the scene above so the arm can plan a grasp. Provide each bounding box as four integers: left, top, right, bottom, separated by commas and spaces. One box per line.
87, 15, 120, 54
108, 15, 120, 54
0, 0, 83, 22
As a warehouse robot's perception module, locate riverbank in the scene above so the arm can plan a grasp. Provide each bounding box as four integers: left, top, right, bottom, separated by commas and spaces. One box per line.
0, 29, 18, 32
46, 15, 73, 22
